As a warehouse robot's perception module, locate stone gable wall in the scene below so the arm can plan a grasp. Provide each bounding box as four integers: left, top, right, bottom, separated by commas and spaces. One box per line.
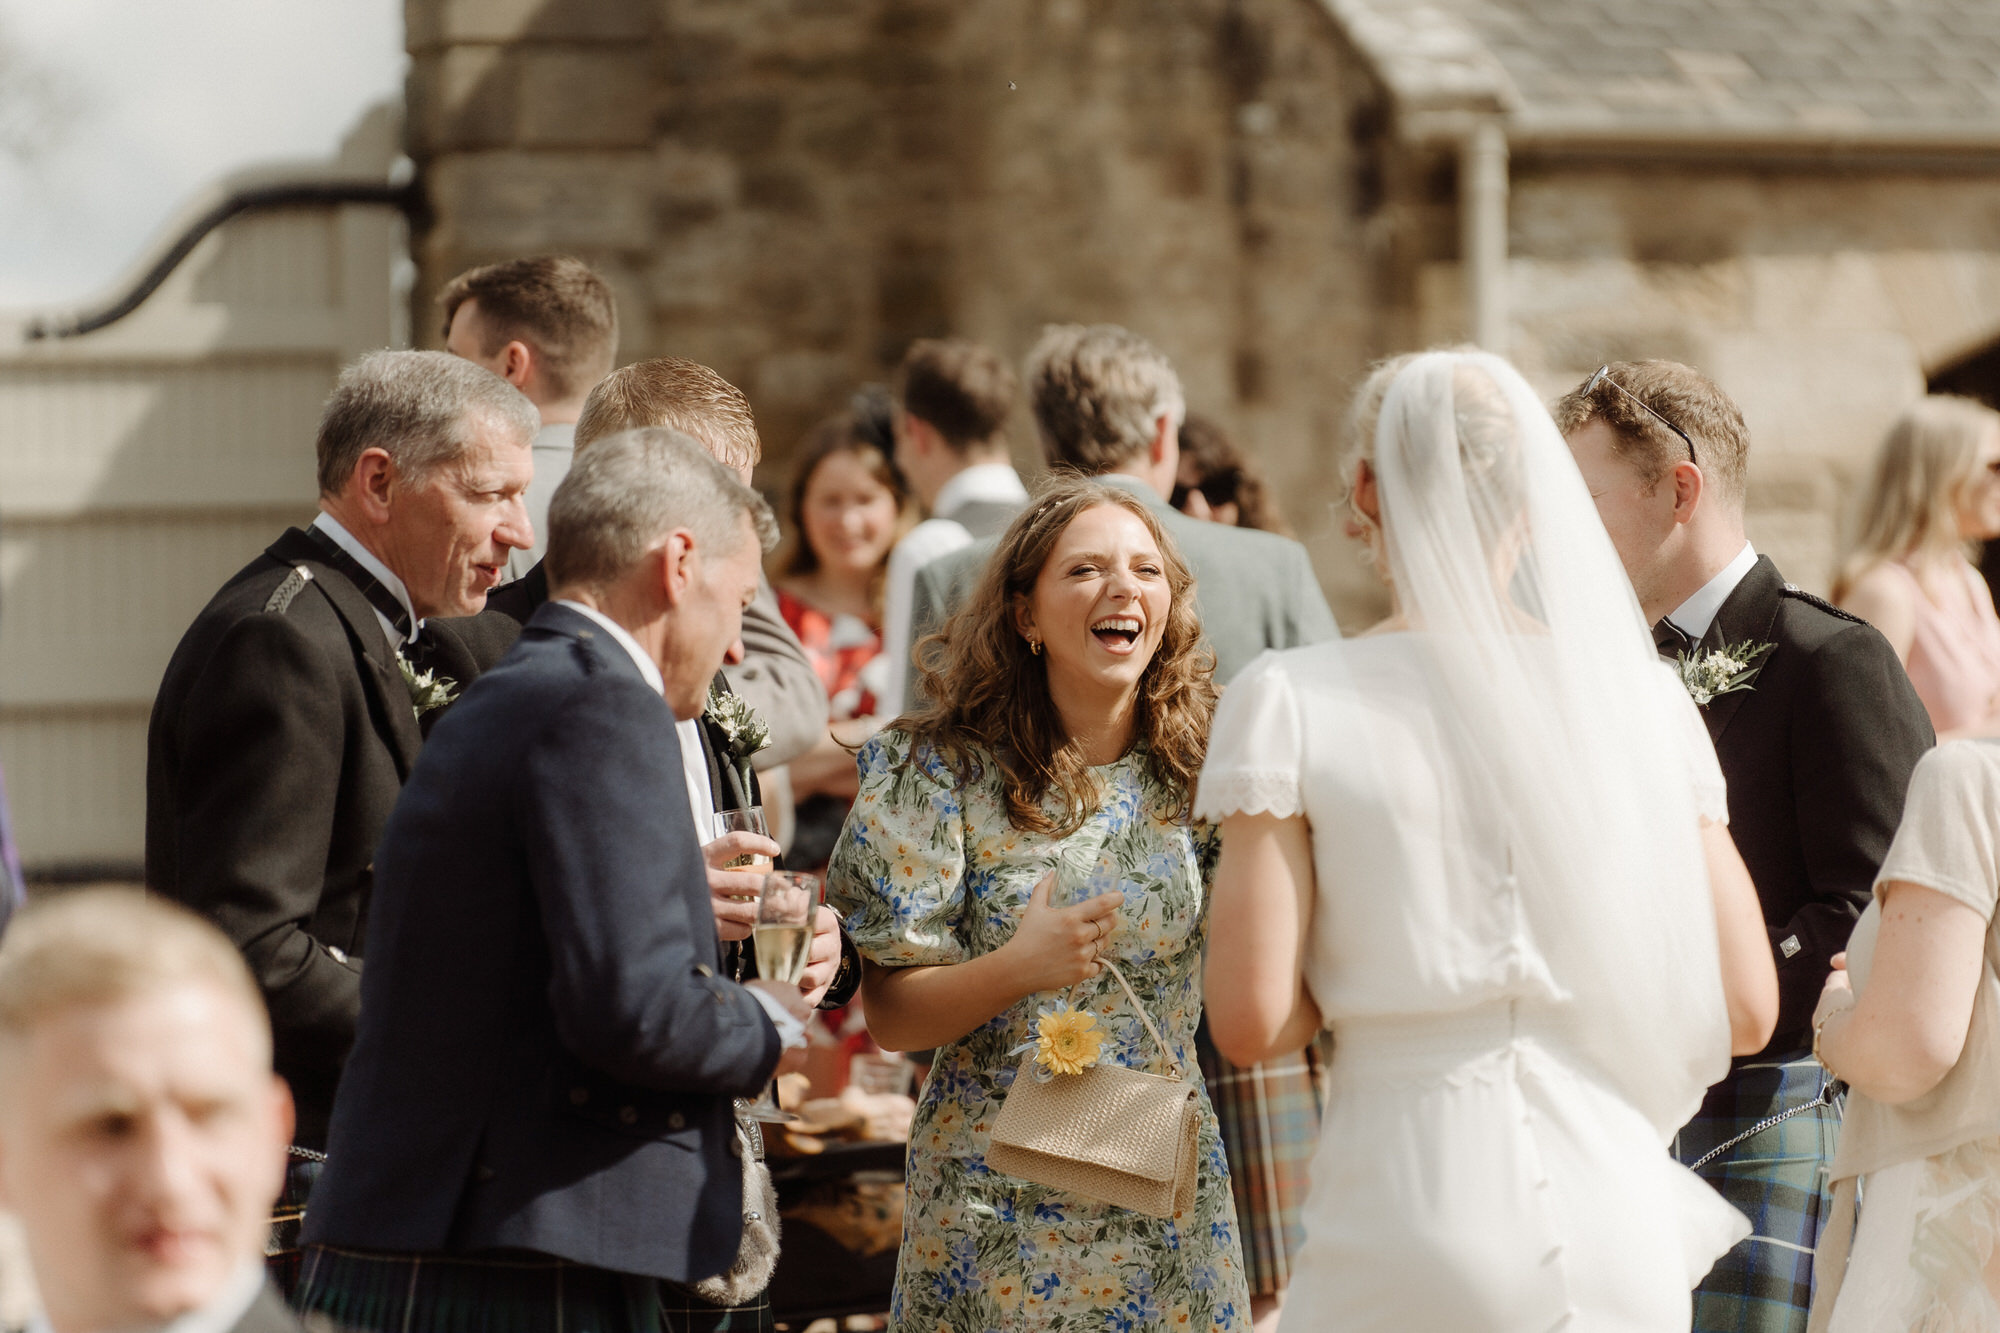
405, 0, 1394, 622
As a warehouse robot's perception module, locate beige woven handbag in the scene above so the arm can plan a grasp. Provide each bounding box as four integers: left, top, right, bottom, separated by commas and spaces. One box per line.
987, 959, 1201, 1220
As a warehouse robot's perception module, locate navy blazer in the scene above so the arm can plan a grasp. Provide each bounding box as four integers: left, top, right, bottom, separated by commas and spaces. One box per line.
302, 602, 783, 1283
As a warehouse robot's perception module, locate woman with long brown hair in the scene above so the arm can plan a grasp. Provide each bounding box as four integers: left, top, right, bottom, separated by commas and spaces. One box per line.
772, 402, 914, 867
825, 478, 1249, 1331
1835, 395, 2000, 737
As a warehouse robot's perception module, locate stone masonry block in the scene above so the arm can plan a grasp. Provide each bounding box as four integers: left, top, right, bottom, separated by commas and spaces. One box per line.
517, 49, 655, 148
428, 152, 659, 253
421, 0, 653, 47
425, 46, 516, 152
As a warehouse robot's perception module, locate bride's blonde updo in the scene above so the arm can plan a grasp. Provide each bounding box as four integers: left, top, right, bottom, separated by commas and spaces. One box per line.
1341, 349, 1529, 567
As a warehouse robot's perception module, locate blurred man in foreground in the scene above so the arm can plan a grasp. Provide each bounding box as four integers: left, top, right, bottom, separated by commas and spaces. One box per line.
0, 889, 305, 1333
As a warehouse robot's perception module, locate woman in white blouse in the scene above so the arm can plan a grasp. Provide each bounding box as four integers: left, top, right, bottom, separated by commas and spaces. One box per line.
1195, 350, 1777, 1331
1809, 739, 2000, 1331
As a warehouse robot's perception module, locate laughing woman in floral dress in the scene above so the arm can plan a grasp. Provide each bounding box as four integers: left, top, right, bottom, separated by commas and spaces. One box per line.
826, 479, 1249, 1332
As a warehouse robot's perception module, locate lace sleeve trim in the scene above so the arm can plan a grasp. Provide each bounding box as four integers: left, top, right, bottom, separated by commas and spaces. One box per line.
1192, 770, 1303, 822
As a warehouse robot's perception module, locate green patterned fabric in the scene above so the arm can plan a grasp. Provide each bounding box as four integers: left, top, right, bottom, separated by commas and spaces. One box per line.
1675, 1054, 1843, 1333
293, 1245, 770, 1333
828, 729, 1249, 1333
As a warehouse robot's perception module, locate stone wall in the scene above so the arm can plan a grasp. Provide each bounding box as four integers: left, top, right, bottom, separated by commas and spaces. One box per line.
405, 0, 1394, 623
1405, 158, 2000, 591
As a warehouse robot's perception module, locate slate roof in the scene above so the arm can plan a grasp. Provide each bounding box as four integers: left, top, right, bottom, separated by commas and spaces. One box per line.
1324, 0, 2000, 142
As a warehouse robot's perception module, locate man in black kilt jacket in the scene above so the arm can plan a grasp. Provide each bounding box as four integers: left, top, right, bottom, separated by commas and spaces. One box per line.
1561, 361, 1934, 1333
144, 351, 541, 1278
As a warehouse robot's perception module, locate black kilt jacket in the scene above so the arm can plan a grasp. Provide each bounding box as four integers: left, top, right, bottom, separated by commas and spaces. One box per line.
145, 526, 506, 1143
1698, 555, 1934, 1057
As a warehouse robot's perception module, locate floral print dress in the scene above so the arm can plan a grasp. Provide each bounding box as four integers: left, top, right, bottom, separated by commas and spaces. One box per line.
827, 729, 1249, 1333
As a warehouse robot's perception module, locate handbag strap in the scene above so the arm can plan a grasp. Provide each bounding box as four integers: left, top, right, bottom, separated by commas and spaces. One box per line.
1095, 958, 1182, 1079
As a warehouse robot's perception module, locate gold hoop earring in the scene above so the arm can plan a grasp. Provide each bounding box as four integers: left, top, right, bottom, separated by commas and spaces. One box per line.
1029, 638, 1042, 656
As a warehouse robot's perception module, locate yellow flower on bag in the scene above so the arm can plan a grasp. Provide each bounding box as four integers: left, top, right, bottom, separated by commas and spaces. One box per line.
1033, 1004, 1103, 1076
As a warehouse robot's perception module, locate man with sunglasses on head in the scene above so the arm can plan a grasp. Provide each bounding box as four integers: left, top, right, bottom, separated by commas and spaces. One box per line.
1558, 360, 1933, 1333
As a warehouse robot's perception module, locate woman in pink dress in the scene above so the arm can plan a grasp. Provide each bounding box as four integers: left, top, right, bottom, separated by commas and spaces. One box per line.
772, 403, 914, 868
1836, 395, 2000, 738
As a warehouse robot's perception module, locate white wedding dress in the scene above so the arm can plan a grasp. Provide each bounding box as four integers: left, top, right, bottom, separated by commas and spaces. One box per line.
1195, 351, 1749, 1331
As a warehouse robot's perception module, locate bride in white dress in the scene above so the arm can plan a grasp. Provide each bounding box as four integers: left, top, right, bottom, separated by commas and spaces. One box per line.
1195, 350, 1779, 1330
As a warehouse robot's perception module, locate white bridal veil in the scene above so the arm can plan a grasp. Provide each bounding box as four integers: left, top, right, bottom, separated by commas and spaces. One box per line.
1367, 349, 1733, 1137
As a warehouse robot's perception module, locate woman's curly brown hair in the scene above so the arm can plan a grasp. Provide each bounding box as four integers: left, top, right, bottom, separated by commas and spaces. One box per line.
897, 479, 1218, 836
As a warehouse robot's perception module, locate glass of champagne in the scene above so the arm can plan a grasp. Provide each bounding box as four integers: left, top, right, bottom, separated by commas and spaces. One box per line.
712, 807, 773, 901
741, 869, 821, 1124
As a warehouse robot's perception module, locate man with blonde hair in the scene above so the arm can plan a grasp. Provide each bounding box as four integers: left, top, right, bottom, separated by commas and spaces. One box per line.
442, 255, 620, 578
1559, 359, 1933, 1333
487, 355, 828, 770
0, 890, 305, 1333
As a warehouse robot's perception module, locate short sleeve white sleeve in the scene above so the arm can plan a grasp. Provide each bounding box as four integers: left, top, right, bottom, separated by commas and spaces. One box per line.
1875, 740, 2000, 921
1193, 650, 1305, 822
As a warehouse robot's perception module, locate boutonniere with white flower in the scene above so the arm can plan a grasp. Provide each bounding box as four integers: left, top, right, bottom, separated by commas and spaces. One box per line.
398, 657, 459, 719
704, 681, 771, 794
1675, 639, 1776, 707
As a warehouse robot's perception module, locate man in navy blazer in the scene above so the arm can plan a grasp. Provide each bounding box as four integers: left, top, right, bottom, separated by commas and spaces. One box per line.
297, 428, 812, 1330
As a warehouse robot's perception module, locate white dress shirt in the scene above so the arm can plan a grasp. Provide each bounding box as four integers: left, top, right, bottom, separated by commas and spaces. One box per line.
311, 510, 418, 652
1663, 540, 1758, 643
27, 1259, 265, 1333
552, 601, 802, 1046
880, 463, 1031, 715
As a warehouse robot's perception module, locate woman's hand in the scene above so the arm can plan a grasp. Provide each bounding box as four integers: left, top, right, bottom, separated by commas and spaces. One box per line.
997, 873, 1124, 994
1812, 952, 1854, 1033
799, 906, 843, 1007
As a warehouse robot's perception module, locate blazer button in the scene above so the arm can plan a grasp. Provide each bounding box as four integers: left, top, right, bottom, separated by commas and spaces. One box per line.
667, 1112, 686, 1130
619, 1105, 639, 1126
570, 1087, 589, 1106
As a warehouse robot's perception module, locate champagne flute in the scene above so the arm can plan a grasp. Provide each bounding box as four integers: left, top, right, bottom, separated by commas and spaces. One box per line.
741, 869, 821, 1124
712, 807, 773, 900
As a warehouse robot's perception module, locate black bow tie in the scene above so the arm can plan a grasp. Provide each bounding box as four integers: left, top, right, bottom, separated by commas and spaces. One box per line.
1652, 617, 1695, 660
304, 524, 416, 648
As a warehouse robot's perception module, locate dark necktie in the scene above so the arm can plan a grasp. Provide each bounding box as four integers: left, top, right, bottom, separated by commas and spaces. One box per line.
303, 525, 417, 653
1652, 617, 1694, 661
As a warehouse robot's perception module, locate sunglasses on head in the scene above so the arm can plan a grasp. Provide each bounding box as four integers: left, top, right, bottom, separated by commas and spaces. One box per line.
1581, 365, 1698, 466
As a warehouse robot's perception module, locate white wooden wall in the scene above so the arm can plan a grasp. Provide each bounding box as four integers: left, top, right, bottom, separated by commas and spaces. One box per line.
0, 105, 408, 871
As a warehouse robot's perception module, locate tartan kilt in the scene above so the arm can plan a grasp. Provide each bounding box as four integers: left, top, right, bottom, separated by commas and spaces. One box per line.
1194, 1020, 1333, 1298
293, 1245, 773, 1333
266, 1153, 322, 1297
1672, 1052, 1843, 1333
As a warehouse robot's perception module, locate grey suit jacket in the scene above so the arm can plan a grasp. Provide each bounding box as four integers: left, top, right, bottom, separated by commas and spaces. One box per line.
907, 474, 1338, 684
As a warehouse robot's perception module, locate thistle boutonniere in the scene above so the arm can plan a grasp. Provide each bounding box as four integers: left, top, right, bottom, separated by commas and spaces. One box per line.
704, 681, 771, 794
1676, 639, 1776, 707
397, 657, 459, 720
1010, 1002, 1104, 1079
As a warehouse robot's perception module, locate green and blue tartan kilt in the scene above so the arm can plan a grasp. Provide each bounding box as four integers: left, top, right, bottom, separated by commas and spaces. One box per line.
293, 1245, 772, 1333
1194, 1020, 1333, 1298
1672, 1052, 1842, 1333
266, 1153, 323, 1297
